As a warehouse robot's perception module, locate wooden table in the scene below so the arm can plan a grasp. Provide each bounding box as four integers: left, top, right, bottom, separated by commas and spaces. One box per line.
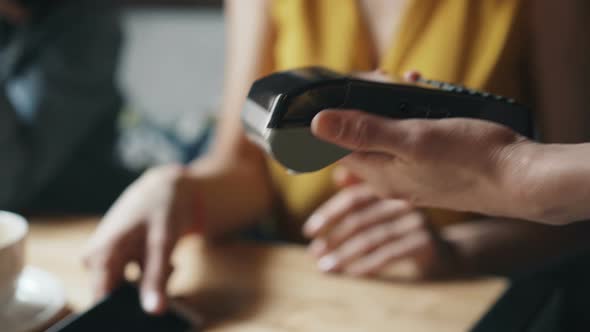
27, 217, 507, 332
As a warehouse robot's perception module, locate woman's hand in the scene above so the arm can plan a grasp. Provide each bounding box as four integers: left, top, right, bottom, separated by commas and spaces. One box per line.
83, 151, 273, 315
83, 165, 201, 315
303, 177, 590, 279
303, 182, 461, 279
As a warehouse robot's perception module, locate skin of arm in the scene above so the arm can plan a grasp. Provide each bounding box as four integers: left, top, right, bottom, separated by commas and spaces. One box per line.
83, 0, 278, 314
467, 0, 590, 224
465, 0, 590, 224
457, 0, 590, 271
179, 0, 276, 235
310, 0, 590, 225
303, 1, 590, 279
301, 136, 590, 279
311, 111, 590, 225
519, 142, 590, 224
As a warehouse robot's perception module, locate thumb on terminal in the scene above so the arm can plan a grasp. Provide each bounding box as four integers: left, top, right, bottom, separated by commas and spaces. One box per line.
311, 110, 409, 156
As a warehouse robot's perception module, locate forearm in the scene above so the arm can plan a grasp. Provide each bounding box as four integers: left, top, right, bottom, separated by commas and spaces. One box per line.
182, 0, 275, 235
514, 143, 590, 224
523, 0, 590, 224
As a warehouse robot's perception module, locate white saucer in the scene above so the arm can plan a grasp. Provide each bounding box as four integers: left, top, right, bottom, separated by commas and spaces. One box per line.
1, 266, 66, 332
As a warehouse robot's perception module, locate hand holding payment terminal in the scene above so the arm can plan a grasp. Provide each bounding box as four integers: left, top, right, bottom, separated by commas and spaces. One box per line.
241, 67, 532, 173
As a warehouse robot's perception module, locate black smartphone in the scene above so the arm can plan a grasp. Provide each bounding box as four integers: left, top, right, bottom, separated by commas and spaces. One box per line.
47, 283, 202, 332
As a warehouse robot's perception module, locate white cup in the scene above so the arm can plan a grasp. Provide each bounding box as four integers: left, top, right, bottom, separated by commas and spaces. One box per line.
0, 211, 28, 306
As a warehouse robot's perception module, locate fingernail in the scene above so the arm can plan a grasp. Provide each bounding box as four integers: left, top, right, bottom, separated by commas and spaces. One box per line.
318, 255, 339, 272
141, 291, 160, 314
303, 214, 324, 236
404, 70, 421, 83
309, 239, 328, 257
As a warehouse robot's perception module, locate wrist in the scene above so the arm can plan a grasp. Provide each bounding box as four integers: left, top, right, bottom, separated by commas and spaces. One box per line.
190, 188, 207, 234
494, 139, 546, 221
176, 168, 208, 235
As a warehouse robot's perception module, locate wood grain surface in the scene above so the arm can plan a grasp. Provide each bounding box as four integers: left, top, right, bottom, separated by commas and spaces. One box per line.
27, 217, 507, 332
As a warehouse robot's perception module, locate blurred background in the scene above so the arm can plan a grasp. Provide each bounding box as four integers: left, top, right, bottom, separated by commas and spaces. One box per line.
118, 0, 223, 169
0, 0, 226, 214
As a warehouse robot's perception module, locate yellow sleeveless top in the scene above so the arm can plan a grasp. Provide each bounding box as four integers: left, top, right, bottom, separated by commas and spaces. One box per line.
266, 0, 529, 232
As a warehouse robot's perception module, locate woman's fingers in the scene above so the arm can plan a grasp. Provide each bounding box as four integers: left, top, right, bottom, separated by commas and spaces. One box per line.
83, 225, 145, 301
140, 214, 177, 315
352, 69, 395, 83
303, 185, 378, 237
83, 184, 148, 298
309, 199, 412, 257
82, 166, 192, 315
316, 211, 426, 273
84, 243, 127, 300
344, 229, 433, 276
